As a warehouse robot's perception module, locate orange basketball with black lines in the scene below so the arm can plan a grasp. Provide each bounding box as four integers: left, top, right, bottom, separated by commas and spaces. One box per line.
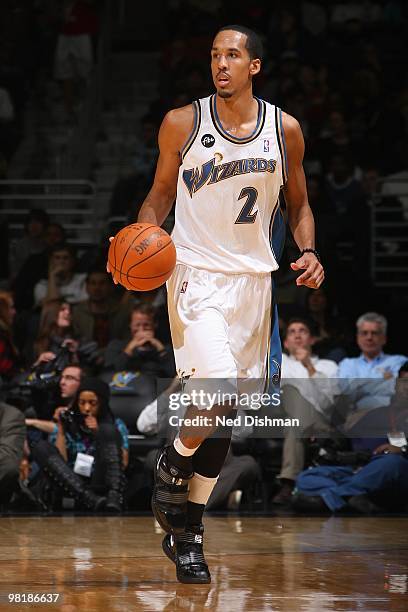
108, 223, 176, 291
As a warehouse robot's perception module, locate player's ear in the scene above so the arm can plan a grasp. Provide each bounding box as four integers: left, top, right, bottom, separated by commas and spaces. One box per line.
249, 59, 261, 76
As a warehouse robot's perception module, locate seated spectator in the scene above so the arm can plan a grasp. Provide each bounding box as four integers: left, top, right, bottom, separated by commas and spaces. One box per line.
25, 364, 83, 431
0, 291, 19, 381
292, 363, 408, 514
30, 299, 81, 366
72, 270, 131, 349
131, 286, 172, 344
346, 361, 408, 451
293, 447, 408, 514
13, 222, 66, 310
9, 209, 49, 280
104, 304, 175, 379
304, 287, 351, 362
103, 305, 175, 430
338, 312, 407, 425
0, 401, 26, 508
272, 318, 338, 505
34, 245, 87, 307
136, 376, 180, 436
29, 378, 128, 513
29, 299, 102, 375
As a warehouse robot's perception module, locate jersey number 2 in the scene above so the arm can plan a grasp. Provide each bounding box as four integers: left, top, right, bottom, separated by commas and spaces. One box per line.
235, 187, 258, 224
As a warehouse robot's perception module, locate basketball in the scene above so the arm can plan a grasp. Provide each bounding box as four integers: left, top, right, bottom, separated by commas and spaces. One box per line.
108, 223, 176, 291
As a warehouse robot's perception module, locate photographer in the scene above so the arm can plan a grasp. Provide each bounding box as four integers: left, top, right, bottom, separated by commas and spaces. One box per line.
25, 365, 82, 432
16, 343, 75, 421
30, 378, 128, 512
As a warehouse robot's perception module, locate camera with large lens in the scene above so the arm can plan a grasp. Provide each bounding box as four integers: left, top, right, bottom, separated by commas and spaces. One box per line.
22, 344, 71, 392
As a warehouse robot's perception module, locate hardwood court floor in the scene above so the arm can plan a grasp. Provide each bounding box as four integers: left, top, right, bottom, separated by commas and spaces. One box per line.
0, 515, 407, 611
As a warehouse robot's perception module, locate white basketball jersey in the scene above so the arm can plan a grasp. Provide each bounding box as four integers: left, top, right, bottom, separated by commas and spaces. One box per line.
172, 94, 288, 274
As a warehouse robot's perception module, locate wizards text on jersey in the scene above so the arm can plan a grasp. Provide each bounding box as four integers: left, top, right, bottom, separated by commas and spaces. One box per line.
182, 156, 277, 198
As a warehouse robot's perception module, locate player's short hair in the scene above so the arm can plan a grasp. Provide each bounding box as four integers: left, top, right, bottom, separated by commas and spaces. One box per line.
216, 25, 264, 61
356, 312, 387, 335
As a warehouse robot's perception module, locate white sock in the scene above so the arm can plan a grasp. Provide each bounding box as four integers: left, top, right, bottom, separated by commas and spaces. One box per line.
188, 472, 219, 505
173, 435, 200, 457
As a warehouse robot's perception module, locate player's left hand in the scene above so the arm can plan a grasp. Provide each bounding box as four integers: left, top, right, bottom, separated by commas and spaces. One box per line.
291, 253, 324, 289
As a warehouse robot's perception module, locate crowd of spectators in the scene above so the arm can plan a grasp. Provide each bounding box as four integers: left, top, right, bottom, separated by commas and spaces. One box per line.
0, 0, 101, 178
1, 2, 408, 516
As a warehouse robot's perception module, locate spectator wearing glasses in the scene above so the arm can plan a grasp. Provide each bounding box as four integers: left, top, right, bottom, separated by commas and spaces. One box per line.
25, 364, 83, 433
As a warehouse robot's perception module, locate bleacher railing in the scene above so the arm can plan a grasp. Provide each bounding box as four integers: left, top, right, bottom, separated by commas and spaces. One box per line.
0, 179, 98, 247
371, 178, 408, 287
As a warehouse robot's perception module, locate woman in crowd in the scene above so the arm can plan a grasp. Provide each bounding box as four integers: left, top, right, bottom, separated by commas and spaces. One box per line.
29, 377, 129, 513
27, 299, 101, 370
29, 299, 80, 366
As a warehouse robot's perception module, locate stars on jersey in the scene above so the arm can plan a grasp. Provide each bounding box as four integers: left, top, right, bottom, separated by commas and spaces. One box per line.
182, 156, 277, 198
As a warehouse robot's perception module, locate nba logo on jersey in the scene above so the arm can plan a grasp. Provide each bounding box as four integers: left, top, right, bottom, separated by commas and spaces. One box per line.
180, 281, 188, 293
263, 139, 270, 152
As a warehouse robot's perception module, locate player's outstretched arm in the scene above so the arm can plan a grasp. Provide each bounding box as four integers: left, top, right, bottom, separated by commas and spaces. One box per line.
137, 105, 195, 226
282, 112, 324, 289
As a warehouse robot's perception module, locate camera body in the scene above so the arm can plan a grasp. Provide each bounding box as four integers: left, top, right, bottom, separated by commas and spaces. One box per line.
4, 344, 71, 414
60, 407, 94, 438
23, 344, 71, 392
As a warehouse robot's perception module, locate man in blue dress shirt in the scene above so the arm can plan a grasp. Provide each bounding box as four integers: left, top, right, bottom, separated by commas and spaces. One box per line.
338, 312, 407, 414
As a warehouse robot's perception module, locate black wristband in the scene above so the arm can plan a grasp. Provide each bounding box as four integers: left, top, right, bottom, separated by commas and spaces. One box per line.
299, 248, 321, 263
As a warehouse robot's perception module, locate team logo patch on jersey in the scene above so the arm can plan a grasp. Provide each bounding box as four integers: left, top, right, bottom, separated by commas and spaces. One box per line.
201, 134, 215, 148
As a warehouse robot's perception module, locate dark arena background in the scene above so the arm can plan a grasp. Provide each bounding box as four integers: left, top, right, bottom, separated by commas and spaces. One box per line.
1, 1, 408, 611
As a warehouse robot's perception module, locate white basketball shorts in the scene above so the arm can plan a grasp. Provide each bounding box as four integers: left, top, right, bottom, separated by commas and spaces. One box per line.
167, 264, 272, 404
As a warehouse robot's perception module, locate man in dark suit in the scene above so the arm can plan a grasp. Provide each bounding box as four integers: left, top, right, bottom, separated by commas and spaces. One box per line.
0, 402, 25, 507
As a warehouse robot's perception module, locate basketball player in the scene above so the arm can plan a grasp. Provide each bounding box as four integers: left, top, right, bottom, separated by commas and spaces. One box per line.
108, 25, 324, 583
